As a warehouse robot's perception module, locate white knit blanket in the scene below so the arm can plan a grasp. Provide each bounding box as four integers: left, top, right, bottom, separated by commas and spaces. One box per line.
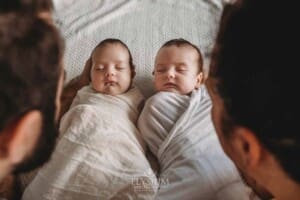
138, 86, 255, 200
22, 86, 157, 200
52, 0, 230, 98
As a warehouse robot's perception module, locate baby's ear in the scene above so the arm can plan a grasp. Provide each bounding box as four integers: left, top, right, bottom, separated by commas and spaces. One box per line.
195, 72, 204, 88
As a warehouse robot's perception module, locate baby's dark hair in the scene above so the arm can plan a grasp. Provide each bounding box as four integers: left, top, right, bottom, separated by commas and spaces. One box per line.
160, 38, 203, 74
92, 38, 135, 75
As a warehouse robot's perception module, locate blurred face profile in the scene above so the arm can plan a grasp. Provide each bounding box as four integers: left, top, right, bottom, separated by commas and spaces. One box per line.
12, 69, 64, 174
206, 78, 273, 199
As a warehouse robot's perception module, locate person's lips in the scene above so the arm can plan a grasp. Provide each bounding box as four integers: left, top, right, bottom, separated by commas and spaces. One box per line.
105, 80, 117, 86
164, 82, 177, 88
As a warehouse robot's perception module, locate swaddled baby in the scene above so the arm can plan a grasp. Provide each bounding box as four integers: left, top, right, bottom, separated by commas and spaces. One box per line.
22, 39, 157, 200
138, 39, 258, 200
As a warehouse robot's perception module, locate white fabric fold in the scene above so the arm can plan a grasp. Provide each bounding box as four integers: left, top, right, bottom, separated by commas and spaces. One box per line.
22, 86, 157, 200
138, 86, 256, 200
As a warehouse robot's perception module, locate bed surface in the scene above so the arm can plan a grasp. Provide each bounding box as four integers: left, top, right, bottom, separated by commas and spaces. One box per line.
53, 0, 229, 97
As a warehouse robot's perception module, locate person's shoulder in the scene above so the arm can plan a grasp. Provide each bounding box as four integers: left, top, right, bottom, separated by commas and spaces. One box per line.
192, 85, 212, 104
127, 86, 144, 100
75, 84, 97, 99
146, 92, 169, 106
147, 91, 178, 102
121, 86, 145, 107
78, 84, 94, 93
144, 91, 189, 111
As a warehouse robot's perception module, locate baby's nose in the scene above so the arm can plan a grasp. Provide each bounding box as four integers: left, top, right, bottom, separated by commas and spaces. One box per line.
105, 67, 116, 77
167, 70, 175, 79
106, 71, 115, 77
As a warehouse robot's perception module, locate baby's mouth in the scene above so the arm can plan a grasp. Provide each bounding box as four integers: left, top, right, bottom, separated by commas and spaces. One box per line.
105, 81, 117, 86
164, 82, 177, 88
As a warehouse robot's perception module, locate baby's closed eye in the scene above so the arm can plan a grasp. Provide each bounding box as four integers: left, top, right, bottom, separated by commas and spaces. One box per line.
177, 67, 187, 72
116, 65, 126, 70
95, 65, 105, 71
155, 66, 167, 73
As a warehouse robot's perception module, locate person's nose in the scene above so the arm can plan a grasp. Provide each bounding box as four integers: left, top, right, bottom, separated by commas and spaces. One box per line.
167, 68, 175, 79
105, 66, 116, 77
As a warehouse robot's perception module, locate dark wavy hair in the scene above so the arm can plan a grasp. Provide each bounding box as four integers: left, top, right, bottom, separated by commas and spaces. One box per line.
210, 0, 300, 183
0, 0, 53, 13
0, 14, 64, 173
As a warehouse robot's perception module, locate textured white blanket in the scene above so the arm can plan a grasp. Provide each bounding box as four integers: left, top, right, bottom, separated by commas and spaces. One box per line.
22, 86, 157, 199
138, 86, 255, 200
52, 0, 229, 97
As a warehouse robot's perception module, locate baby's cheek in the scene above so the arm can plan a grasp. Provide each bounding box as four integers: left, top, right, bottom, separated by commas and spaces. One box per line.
92, 79, 101, 89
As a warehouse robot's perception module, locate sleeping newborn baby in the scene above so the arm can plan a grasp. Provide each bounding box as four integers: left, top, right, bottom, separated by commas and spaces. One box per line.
138, 39, 259, 200
22, 39, 157, 200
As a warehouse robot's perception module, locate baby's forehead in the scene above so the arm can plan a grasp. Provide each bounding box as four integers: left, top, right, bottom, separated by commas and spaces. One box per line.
155, 45, 200, 62
159, 44, 198, 54
92, 43, 129, 57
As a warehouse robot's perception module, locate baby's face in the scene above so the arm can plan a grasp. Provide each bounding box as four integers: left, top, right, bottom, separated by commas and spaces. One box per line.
154, 45, 203, 95
90, 43, 132, 95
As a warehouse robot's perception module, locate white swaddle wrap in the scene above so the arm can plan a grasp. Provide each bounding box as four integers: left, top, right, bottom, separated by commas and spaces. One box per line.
138, 86, 255, 200
22, 86, 157, 200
